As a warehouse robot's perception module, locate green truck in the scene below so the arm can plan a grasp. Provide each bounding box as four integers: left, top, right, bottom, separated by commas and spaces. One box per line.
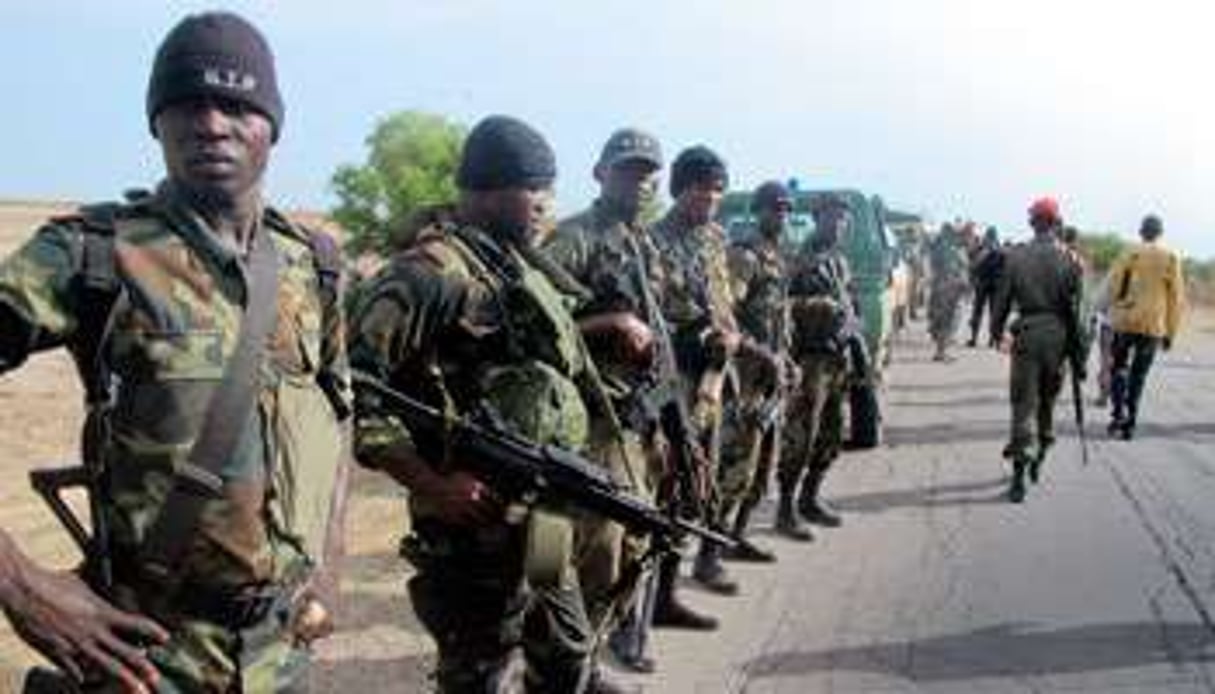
719, 186, 898, 448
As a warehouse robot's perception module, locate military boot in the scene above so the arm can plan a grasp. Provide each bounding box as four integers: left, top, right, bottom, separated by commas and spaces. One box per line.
1029, 436, 1054, 484
723, 506, 776, 563
1007, 456, 1028, 503
775, 490, 814, 542
798, 469, 842, 527
691, 541, 739, 596
652, 555, 718, 631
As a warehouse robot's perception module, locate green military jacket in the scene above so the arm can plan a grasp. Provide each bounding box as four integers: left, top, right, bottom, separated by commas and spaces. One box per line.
542, 200, 668, 405
650, 210, 737, 354
0, 185, 349, 589
992, 235, 1083, 338
728, 234, 789, 352
349, 223, 601, 520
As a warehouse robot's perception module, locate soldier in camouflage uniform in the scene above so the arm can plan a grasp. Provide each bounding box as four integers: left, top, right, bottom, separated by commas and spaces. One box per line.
928, 223, 972, 361
350, 116, 605, 693
650, 146, 748, 597
992, 197, 1084, 503
717, 181, 793, 563
0, 13, 350, 692
967, 226, 1004, 347
775, 194, 856, 541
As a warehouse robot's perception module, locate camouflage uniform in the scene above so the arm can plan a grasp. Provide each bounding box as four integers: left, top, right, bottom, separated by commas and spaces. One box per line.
927, 229, 971, 357
542, 198, 671, 674
719, 234, 788, 537
0, 185, 349, 692
992, 234, 1083, 501
349, 223, 596, 693
776, 242, 852, 535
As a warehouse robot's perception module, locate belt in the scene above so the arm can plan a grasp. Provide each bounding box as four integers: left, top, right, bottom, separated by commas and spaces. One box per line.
172, 580, 288, 629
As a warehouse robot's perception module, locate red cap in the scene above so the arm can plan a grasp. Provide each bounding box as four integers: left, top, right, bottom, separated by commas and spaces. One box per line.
1028, 197, 1061, 222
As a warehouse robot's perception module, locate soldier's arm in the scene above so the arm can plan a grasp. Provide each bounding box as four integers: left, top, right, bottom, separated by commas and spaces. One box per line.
0, 223, 86, 372
347, 262, 500, 526
991, 251, 1015, 343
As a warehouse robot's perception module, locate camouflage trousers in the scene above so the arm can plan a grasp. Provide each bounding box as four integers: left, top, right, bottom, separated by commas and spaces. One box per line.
717, 387, 782, 523
24, 601, 310, 693
1006, 317, 1067, 462
928, 282, 967, 344
405, 520, 592, 694
778, 355, 847, 493
574, 421, 658, 629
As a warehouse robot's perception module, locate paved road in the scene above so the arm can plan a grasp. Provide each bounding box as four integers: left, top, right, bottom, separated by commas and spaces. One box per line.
5, 318, 1215, 693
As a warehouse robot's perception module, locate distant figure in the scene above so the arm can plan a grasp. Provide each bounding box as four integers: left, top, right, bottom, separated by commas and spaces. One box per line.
992, 197, 1084, 503
927, 223, 970, 361
967, 226, 1004, 347
1104, 214, 1186, 440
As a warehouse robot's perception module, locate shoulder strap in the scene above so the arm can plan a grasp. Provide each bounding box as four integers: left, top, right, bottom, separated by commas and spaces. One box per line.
68, 205, 126, 406
139, 227, 282, 589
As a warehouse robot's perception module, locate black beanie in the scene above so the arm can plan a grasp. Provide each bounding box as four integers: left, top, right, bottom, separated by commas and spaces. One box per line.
457, 115, 556, 191
752, 180, 791, 211
147, 12, 284, 141
670, 145, 728, 198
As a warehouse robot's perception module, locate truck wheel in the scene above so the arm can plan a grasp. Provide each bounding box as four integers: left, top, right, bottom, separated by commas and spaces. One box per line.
848, 382, 881, 449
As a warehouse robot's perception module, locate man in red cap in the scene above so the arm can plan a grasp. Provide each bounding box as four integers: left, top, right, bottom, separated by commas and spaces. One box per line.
991, 197, 1084, 502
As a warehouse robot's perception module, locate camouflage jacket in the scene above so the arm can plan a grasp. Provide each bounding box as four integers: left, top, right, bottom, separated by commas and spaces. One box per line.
728, 234, 789, 352
0, 185, 349, 589
650, 211, 737, 363
349, 223, 603, 519
542, 200, 668, 403
789, 243, 855, 312
929, 233, 970, 288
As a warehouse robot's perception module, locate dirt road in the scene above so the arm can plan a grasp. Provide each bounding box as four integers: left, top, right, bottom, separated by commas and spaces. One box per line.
3, 314, 1214, 692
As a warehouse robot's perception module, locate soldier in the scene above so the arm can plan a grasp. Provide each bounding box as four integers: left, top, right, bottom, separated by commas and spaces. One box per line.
650, 146, 748, 597
349, 115, 604, 692
775, 194, 856, 540
992, 197, 1084, 503
967, 226, 1004, 347
927, 222, 971, 361
0, 12, 350, 692
543, 127, 717, 677
1104, 215, 1185, 440
718, 181, 793, 562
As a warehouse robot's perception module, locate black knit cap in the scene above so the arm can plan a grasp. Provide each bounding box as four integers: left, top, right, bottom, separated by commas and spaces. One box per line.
670, 145, 728, 198
147, 12, 284, 141
752, 180, 791, 211
457, 115, 556, 191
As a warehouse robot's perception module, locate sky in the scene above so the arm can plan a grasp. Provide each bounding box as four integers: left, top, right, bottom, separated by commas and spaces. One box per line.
1, 0, 1212, 257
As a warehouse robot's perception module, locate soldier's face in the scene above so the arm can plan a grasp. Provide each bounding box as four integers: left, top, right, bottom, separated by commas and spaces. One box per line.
155, 96, 273, 206
677, 178, 725, 226
814, 208, 849, 247
758, 200, 791, 238
486, 185, 555, 247
597, 159, 659, 219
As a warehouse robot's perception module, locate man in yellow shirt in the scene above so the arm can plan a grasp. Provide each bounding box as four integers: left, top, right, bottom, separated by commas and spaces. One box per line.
1105, 215, 1185, 439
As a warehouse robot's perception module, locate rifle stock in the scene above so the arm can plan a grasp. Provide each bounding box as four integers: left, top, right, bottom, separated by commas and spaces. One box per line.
352, 370, 736, 549
29, 462, 113, 593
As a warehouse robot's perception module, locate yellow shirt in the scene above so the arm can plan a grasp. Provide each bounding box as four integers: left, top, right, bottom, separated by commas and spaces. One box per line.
1107, 240, 1185, 339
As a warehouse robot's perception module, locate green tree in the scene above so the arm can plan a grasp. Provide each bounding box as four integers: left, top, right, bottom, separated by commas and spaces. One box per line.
330, 111, 466, 255
1077, 231, 1127, 274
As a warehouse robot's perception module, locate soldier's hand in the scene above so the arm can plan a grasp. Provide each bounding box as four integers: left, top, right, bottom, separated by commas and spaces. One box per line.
580, 312, 655, 368
290, 594, 334, 647
428, 471, 502, 526
4, 563, 168, 693
706, 327, 743, 358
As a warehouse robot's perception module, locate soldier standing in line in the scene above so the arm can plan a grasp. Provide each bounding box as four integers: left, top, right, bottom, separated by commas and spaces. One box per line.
1104, 215, 1186, 440
717, 181, 793, 562
543, 128, 719, 682
650, 146, 753, 597
967, 226, 1004, 347
992, 197, 1084, 503
928, 222, 972, 361
774, 195, 857, 540
0, 12, 350, 692
350, 115, 620, 692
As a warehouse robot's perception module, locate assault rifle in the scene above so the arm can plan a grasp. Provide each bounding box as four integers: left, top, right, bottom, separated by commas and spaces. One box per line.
1062, 290, 1090, 466
351, 371, 736, 550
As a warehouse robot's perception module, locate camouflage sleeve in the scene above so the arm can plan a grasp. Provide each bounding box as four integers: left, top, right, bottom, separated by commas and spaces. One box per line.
541, 222, 591, 285
0, 223, 80, 374
726, 244, 757, 311
347, 259, 464, 469
991, 249, 1016, 338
